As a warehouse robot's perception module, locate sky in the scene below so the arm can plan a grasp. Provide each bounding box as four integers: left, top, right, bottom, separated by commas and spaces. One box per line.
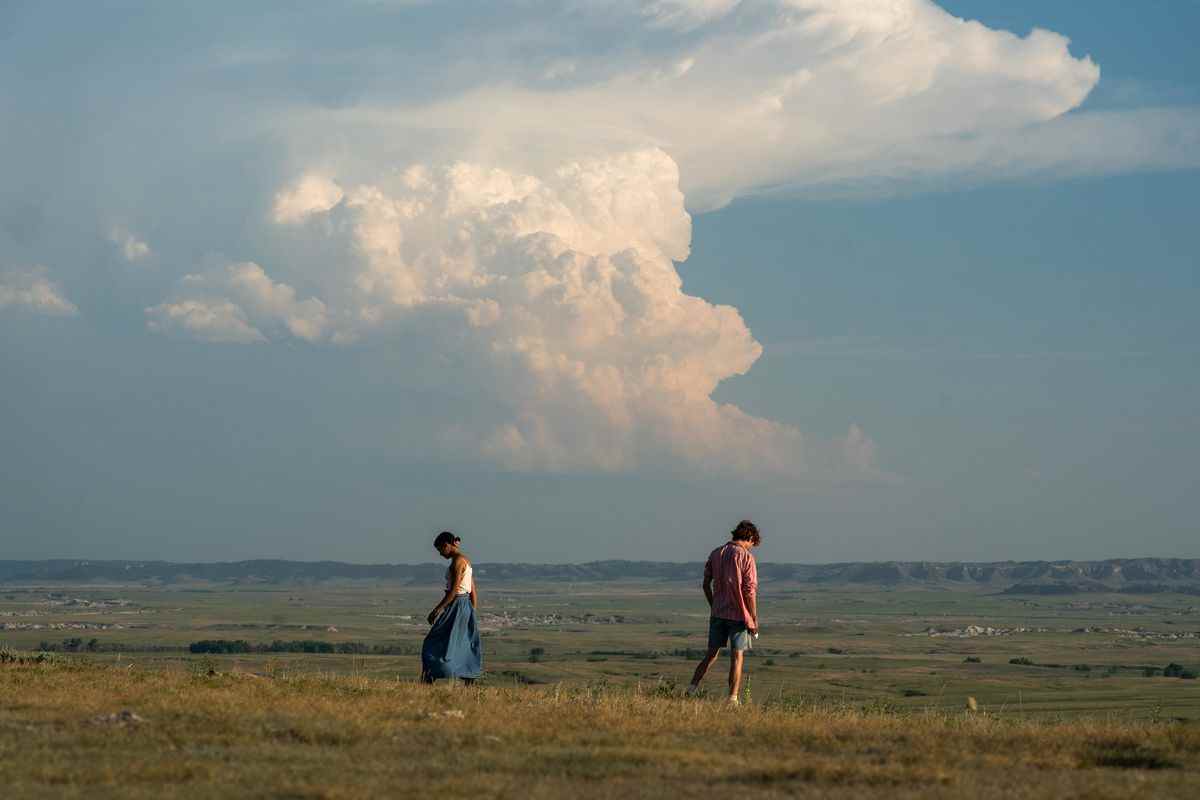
1, 0, 1197, 565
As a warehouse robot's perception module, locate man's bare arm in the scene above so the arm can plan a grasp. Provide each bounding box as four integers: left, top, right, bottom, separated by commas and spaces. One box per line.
742, 556, 759, 633
702, 575, 714, 608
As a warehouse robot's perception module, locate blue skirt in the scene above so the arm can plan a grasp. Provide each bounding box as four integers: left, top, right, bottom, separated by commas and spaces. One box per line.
421, 594, 482, 681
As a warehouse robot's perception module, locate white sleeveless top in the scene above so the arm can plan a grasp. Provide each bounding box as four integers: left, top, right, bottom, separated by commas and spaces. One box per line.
447, 562, 473, 595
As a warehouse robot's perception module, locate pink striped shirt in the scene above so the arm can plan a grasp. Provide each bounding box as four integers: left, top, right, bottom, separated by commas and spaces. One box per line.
705, 542, 757, 624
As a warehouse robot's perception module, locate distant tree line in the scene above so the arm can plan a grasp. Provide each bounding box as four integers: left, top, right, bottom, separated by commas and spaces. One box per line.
1008, 655, 1196, 679
1157, 663, 1198, 679
32, 637, 417, 655
188, 639, 417, 655
38, 638, 181, 653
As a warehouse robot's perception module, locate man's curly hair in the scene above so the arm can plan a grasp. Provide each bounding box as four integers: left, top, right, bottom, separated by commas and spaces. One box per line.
731, 520, 761, 546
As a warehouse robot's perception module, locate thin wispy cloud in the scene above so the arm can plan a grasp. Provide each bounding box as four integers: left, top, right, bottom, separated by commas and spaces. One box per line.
767, 336, 1153, 363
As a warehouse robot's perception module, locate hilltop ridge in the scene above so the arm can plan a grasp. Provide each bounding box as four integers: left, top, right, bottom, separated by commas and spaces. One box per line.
1, 557, 1197, 594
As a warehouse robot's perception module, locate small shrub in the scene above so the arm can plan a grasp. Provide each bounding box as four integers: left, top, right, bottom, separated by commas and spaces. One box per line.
964, 656, 982, 663
671, 648, 708, 659
190, 656, 219, 677
0, 648, 58, 666
826, 647, 845, 655
1009, 657, 1035, 666
902, 688, 928, 697
861, 698, 901, 715
1073, 664, 1092, 672
497, 670, 536, 684
1083, 741, 1179, 770
528, 647, 545, 663
189, 640, 251, 654
767, 693, 808, 712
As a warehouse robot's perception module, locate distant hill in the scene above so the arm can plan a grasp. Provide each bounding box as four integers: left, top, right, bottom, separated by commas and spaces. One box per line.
0, 558, 1198, 594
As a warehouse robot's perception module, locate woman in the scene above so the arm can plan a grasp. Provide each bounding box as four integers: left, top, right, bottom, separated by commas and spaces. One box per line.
420, 531, 482, 683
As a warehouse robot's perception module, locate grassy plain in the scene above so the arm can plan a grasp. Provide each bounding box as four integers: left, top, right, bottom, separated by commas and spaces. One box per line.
2, 577, 1199, 797
2, 579, 1197, 718
2, 659, 1199, 799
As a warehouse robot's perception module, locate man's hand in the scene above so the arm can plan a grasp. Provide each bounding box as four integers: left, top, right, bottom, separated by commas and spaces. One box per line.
747, 621, 759, 636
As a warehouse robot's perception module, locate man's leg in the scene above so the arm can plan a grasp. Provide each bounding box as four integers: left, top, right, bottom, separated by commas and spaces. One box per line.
727, 649, 745, 702
690, 646, 721, 688
689, 617, 728, 694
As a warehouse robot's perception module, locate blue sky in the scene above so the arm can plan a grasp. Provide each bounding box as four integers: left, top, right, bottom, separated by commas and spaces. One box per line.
1, 1, 1197, 564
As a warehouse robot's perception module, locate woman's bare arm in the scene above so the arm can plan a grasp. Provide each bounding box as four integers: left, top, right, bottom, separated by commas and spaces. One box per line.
427, 558, 467, 624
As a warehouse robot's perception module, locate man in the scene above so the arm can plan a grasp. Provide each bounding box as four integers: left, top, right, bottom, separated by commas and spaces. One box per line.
686, 520, 760, 705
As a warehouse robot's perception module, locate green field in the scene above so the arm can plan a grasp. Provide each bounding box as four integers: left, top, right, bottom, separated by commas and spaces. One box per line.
2, 578, 1198, 719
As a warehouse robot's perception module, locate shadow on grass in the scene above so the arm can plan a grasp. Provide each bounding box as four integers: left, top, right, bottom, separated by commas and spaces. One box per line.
1083, 739, 1179, 770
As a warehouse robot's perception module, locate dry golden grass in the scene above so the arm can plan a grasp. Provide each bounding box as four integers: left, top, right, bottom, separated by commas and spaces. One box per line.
1, 658, 1198, 799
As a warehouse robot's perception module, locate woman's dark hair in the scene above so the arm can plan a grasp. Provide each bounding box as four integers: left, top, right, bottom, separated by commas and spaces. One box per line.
731, 520, 760, 546
433, 531, 461, 549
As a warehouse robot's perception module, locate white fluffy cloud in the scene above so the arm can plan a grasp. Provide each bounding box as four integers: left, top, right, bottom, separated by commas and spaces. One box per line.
266, 150, 876, 477
271, 175, 345, 224
145, 298, 267, 344
0, 267, 78, 316
146, 262, 329, 344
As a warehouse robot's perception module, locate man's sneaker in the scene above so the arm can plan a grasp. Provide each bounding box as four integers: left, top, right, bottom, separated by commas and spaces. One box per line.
727, 695, 740, 707
685, 684, 701, 697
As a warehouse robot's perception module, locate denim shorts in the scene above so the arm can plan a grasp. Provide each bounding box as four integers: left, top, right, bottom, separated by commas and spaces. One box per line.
708, 616, 751, 651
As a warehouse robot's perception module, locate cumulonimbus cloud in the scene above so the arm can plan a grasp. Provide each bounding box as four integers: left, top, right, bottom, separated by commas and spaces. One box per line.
265, 150, 874, 477
136, 0, 1199, 479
